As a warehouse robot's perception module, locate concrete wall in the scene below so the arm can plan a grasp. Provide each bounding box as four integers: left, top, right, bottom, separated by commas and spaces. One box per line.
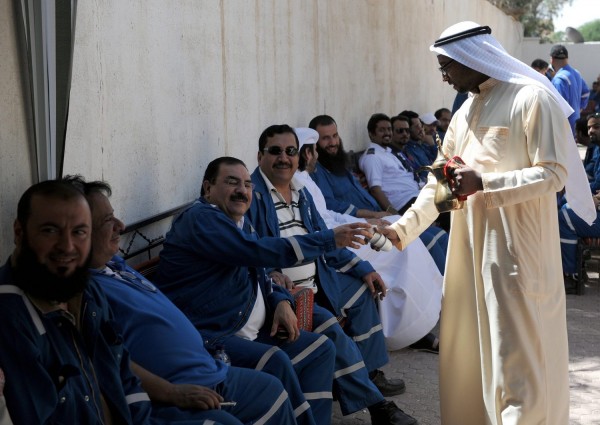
0, 0, 34, 259
0, 0, 520, 257
520, 38, 600, 86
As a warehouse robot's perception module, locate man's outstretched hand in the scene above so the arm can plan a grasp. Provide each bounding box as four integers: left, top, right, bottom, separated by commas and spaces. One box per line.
333, 222, 373, 249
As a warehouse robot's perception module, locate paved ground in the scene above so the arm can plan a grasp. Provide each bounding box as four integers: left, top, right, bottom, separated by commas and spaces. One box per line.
332, 274, 600, 425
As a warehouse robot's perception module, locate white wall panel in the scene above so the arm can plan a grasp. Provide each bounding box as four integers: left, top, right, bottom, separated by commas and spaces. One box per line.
1, 0, 520, 256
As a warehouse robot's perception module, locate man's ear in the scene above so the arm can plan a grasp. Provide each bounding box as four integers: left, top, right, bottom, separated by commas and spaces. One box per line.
202, 180, 212, 200
13, 219, 23, 246
257, 151, 263, 163
301, 147, 309, 161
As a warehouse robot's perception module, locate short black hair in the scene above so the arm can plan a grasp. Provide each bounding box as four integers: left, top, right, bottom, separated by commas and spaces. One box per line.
298, 144, 316, 172
435, 108, 451, 119
531, 58, 549, 70
575, 117, 588, 133
391, 114, 410, 127
258, 124, 299, 151
588, 112, 600, 121
308, 115, 337, 130
17, 180, 87, 227
63, 174, 112, 198
398, 110, 419, 126
367, 113, 391, 134
201, 156, 247, 196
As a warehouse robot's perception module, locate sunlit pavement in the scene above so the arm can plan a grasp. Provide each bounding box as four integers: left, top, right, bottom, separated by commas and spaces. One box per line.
332, 274, 600, 425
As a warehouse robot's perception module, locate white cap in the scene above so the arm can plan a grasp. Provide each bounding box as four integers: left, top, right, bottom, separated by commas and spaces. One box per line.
420, 112, 437, 125
295, 127, 319, 149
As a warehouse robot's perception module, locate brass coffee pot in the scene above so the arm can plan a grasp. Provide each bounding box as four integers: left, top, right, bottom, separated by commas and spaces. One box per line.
419, 135, 465, 213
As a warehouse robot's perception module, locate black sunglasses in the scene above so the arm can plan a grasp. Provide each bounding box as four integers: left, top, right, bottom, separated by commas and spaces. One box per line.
263, 146, 299, 156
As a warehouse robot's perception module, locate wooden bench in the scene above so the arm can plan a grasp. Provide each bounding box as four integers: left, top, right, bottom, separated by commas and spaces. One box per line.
133, 256, 161, 282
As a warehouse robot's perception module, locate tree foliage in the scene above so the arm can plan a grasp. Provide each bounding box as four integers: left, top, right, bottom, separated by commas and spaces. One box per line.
486, 0, 571, 40
579, 20, 600, 42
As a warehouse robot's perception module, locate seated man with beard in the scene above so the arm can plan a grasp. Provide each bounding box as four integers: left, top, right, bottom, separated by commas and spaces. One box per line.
0, 181, 152, 424
309, 116, 386, 219
295, 127, 442, 352
309, 115, 448, 273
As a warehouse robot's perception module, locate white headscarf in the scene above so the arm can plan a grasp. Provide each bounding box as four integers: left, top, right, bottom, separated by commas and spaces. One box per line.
430, 21, 595, 225
294, 127, 319, 149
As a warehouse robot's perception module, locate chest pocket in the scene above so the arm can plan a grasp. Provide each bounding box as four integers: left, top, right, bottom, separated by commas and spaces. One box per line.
472, 126, 509, 165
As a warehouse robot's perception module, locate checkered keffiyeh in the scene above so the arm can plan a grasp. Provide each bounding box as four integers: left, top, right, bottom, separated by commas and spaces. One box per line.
430, 21, 596, 225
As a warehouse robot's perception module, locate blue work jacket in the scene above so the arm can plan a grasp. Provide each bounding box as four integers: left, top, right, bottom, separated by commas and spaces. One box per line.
248, 168, 375, 315
0, 259, 151, 425
155, 198, 338, 347
310, 162, 380, 215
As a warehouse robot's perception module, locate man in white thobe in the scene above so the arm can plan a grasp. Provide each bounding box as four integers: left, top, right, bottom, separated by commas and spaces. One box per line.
382, 21, 595, 425
0, 369, 13, 425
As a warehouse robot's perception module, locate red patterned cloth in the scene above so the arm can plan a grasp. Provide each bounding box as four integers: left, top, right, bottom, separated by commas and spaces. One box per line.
291, 287, 314, 331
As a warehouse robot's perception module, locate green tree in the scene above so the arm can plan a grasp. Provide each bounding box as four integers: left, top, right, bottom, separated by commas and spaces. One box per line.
486, 0, 571, 40
579, 20, 600, 42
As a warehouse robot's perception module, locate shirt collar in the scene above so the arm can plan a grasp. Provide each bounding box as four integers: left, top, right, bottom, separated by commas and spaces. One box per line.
476, 77, 500, 94
258, 168, 304, 194
368, 142, 391, 153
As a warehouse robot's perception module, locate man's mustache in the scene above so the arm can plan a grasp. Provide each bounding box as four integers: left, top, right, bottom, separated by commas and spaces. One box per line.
230, 194, 249, 202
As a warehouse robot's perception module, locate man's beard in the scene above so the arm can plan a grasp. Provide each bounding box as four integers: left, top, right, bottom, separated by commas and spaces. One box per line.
14, 239, 91, 303
316, 141, 349, 176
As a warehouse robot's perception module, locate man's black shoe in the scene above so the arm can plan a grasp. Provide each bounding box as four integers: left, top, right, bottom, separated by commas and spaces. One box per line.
370, 369, 406, 396
564, 274, 578, 294
369, 400, 418, 425
409, 332, 439, 354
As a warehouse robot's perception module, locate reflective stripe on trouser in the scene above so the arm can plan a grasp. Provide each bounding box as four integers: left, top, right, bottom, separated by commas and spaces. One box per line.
218, 366, 296, 425
419, 225, 448, 274
222, 331, 335, 425
312, 304, 384, 415
151, 366, 296, 425
151, 404, 243, 425
335, 273, 389, 373
558, 204, 600, 274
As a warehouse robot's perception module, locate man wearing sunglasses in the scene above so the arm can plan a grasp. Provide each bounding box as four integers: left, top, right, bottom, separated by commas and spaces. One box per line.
248, 124, 417, 425
399, 110, 438, 171
390, 114, 428, 186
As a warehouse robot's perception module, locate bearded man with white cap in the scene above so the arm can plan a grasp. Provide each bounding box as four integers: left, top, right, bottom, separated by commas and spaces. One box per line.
381, 21, 596, 425
294, 127, 443, 353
